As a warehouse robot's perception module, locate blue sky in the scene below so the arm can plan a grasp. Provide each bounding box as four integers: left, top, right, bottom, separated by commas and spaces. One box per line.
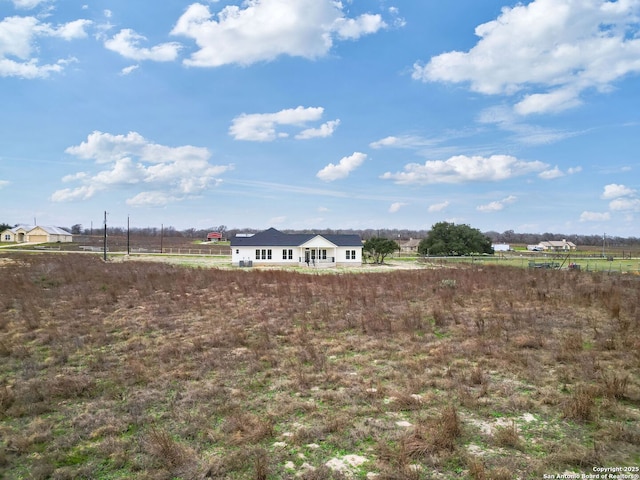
1, 0, 639, 236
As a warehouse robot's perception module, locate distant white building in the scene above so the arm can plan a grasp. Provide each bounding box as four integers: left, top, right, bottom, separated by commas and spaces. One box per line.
492, 243, 510, 252
1, 225, 73, 243
534, 240, 577, 251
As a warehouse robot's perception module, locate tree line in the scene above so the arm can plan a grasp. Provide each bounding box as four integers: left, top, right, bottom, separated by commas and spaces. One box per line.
2, 222, 638, 247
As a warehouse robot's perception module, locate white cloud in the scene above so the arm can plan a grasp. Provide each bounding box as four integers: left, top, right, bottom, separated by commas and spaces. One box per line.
538, 165, 581, 179
580, 211, 611, 222
120, 64, 139, 75
105, 29, 182, 62
10, 0, 49, 9
602, 183, 636, 199
369, 135, 435, 149
0, 180, 10, 189
295, 119, 340, 140
428, 201, 449, 213
514, 88, 582, 116
126, 191, 178, 207
170, 0, 388, 67
316, 152, 366, 182
381, 154, 547, 185
478, 105, 581, 145
230, 106, 332, 141
389, 202, 407, 213
50, 19, 92, 41
538, 166, 564, 180
332, 13, 386, 40
414, 0, 640, 115
50, 185, 98, 202
0, 15, 91, 78
476, 195, 517, 213
52, 131, 232, 205
388, 7, 406, 28
609, 198, 640, 211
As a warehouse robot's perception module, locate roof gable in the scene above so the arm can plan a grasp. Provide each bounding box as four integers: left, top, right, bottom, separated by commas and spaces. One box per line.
300, 235, 338, 248
13, 225, 34, 234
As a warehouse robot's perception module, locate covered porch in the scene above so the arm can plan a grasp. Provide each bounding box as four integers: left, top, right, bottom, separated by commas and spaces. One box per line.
297, 236, 339, 267
298, 246, 336, 267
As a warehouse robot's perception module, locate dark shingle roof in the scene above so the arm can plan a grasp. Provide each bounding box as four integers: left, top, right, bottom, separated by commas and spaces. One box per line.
231, 228, 361, 247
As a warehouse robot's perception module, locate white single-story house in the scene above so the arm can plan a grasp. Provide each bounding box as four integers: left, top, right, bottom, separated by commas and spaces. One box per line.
231, 227, 363, 267
1, 225, 73, 243
530, 240, 576, 252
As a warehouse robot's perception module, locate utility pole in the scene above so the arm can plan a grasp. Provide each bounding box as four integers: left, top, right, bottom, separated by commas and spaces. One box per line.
160, 223, 163, 254
602, 232, 606, 258
127, 215, 130, 255
103, 211, 108, 261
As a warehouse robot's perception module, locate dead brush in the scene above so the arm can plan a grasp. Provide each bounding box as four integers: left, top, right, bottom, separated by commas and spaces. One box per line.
253, 447, 269, 480
493, 420, 522, 450
551, 441, 603, 469
599, 371, 629, 400
0, 383, 15, 413
143, 426, 194, 471
466, 456, 486, 480
469, 365, 486, 386
488, 466, 513, 480
402, 404, 461, 458
602, 421, 640, 445
556, 332, 584, 362
388, 391, 424, 411
222, 412, 274, 446
563, 384, 597, 422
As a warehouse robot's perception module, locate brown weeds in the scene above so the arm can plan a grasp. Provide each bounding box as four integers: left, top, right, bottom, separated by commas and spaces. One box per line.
0, 253, 638, 478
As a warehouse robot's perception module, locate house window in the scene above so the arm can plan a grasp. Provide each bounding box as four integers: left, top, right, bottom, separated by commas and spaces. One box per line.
321, 249, 327, 260
236, 249, 239, 254
288, 249, 293, 259
267, 249, 272, 260
283, 249, 293, 260
261, 249, 266, 260
3, 234, 10, 241
256, 249, 260, 259
346, 250, 356, 260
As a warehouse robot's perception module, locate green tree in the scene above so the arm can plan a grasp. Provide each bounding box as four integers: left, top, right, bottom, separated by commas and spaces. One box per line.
0, 223, 12, 233
363, 237, 399, 264
418, 222, 493, 256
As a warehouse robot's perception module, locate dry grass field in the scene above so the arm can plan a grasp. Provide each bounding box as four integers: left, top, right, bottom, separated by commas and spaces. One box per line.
0, 253, 639, 479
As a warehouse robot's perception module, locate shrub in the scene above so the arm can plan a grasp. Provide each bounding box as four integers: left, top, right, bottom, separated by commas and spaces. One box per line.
563, 384, 597, 422
403, 405, 461, 458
